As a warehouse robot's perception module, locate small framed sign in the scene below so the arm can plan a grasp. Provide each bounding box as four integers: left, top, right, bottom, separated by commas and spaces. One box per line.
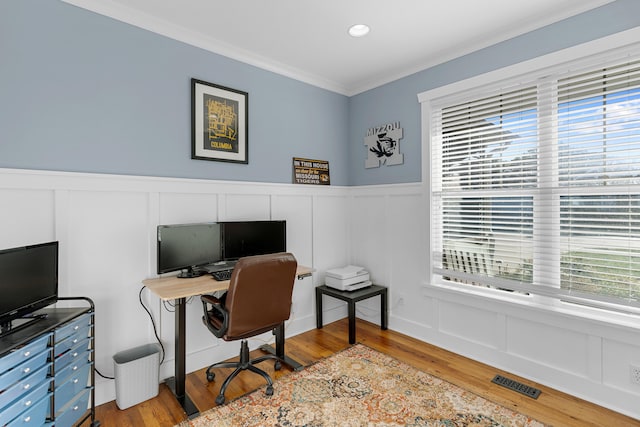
192, 78, 248, 164
292, 157, 330, 185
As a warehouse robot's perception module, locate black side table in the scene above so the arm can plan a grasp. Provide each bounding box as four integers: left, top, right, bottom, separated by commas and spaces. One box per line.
316, 284, 388, 344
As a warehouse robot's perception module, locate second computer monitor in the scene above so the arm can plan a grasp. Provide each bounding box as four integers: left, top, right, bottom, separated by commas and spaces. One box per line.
221, 220, 286, 261
157, 222, 222, 277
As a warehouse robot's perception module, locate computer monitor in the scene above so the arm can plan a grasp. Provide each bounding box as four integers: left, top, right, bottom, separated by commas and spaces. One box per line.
157, 222, 222, 278
0, 241, 59, 335
220, 220, 286, 261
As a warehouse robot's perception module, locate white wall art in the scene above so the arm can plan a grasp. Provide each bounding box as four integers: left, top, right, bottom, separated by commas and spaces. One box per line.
364, 121, 404, 168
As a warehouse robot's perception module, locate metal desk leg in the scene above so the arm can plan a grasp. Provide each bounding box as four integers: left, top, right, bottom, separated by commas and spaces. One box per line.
316, 287, 323, 328
348, 301, 356, 344
164, 297, 199, 418
259, 323, 304, 371
381, 289, 388, 330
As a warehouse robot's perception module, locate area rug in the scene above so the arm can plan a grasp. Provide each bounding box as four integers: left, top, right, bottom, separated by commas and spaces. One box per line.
178, 344, 545, 427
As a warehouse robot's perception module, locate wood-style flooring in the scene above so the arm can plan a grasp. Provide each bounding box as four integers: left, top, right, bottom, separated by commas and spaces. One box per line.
93, 318, 640, 426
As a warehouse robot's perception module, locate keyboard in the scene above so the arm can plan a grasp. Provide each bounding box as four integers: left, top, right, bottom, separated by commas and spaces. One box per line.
211, 269, 233, 281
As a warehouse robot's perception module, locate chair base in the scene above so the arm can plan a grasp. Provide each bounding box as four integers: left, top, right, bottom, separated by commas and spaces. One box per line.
206, 339, 282, 405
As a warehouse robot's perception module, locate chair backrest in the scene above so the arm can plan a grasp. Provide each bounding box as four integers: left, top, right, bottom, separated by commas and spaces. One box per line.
223, 252, 297, 340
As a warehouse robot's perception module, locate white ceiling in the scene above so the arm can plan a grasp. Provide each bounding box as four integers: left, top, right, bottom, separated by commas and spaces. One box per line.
63, 0, 615, 95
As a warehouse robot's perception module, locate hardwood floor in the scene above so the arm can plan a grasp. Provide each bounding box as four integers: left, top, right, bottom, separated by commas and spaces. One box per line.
94, 318, 640, 426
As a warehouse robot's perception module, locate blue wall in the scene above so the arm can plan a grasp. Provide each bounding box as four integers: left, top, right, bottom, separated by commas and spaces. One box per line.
0, 1, 349, 184
348, 0, 640, 185
2, 1, 640, 186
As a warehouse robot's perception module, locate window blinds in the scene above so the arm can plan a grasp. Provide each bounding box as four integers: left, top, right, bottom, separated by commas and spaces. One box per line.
431, 54, 640, 312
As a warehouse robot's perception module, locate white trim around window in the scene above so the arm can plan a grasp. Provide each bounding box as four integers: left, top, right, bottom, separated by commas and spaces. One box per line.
419, 26, 640, 320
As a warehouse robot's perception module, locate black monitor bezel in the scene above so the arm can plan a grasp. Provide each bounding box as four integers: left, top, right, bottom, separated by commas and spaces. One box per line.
220, 220, 286, 261
156, 222, 222, 276
0, 241, 59, 327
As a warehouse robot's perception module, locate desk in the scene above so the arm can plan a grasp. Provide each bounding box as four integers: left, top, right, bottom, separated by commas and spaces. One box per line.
316, 284, 388, 344
142, 265, 312, 417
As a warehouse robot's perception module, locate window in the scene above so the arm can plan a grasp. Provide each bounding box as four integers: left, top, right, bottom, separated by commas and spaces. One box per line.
428, 50, 640, 312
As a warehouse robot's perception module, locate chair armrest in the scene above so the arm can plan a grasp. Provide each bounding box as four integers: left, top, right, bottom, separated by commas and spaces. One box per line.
201, 294, 222, 305
201, 294, 229, 338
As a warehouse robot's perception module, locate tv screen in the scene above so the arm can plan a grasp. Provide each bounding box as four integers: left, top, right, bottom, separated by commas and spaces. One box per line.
157, 222, 222, 278
0, 241, 59, 329
221, 220, 286, 261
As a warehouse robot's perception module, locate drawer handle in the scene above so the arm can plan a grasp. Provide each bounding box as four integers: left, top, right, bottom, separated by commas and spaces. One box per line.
73, 378, 79, 384
73, 365, 79, 371
72, 352, 79, 357
23, 383, 30, 390
73, 405, 79, 411
23, 351, 31, 357
24, 416, 31, 422
24, 400, 32, 407
74, 325, 79, 330
23, 367, 31, 374
73, 338, 79, 344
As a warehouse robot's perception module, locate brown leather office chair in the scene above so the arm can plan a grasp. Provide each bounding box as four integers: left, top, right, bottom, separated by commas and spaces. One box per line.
200, 252, 297, 405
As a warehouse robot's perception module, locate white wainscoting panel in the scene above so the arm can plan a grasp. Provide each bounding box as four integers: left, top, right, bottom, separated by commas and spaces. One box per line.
602, 338, 640, 393
3, 169, 640, 419
65, 190, 151, 381
388, 193, 426, 318
309, 194, 350, 323
0, 188, 56, 248
222, 194, 271, 220
349, 195, 388, 285
507, 317, 589, 376
159, 193, 220, 225
272, 194, 314, 334
312, 194, 350, 279
438, 301, 502, 349
348, 185, 424, 327
0, 169, 352, 406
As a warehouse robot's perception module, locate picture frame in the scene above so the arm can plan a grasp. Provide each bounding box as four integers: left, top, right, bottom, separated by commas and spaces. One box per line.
191, 78, 248, 164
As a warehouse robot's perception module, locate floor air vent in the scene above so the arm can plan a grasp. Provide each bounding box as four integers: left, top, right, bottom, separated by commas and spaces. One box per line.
491, 375, 541, 399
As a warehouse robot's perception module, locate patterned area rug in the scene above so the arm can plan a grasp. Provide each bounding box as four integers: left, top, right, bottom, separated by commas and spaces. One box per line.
178, 344, 545, 427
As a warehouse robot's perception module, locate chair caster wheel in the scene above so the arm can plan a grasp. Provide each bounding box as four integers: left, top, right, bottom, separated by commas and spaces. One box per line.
215, 394, 225, 405
265, 385, 274, 396
274, 361, 281, 371
206, 372, 215, 382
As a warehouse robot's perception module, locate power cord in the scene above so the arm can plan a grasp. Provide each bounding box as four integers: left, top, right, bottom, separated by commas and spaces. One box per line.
139, 286, 166, 365
95, 367, 114, 380
161, 295, 194, 312
94, 287, 168, 381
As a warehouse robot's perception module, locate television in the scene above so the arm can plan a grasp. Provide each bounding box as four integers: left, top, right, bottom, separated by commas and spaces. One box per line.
157, 222, 222, 278
220, 220, 286, 261
0, 241, 59, 335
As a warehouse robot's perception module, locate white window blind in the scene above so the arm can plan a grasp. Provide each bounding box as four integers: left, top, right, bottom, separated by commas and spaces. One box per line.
431, 53, 640, 312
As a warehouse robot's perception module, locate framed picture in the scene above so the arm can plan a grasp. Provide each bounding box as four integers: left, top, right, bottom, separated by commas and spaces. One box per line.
191, 78, 248, 164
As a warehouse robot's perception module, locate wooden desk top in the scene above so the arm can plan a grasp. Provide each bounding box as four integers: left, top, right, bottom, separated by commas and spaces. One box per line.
142, 265, 313, 300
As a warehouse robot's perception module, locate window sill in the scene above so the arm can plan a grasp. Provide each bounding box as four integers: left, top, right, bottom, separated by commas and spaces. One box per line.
422, 279, 640, 333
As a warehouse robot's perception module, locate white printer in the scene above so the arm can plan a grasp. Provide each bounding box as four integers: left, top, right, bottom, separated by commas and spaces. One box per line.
325, 265, 371, 291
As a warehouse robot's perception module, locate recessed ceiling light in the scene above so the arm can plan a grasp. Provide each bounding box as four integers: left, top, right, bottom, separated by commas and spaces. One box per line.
348, 24, 370, 38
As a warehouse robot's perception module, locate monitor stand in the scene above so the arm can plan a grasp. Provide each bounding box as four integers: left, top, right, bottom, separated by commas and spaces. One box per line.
206, 260, 237, 273
0, 313, 48, 338
177, 267, 207, 279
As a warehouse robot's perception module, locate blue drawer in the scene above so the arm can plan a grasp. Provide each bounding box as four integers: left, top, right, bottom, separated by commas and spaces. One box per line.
0, 334, 51, 376
53, 326, 90, 359
54, 388, 90, 427
54, 355, 90, 387
54, 314, 91, 344
54, 363, 91, 413
53, 338, 90, 374
0, 379, 51, 426
6, 390, 51, 427
0, 363, 51, 410
0, 348, 50, 392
